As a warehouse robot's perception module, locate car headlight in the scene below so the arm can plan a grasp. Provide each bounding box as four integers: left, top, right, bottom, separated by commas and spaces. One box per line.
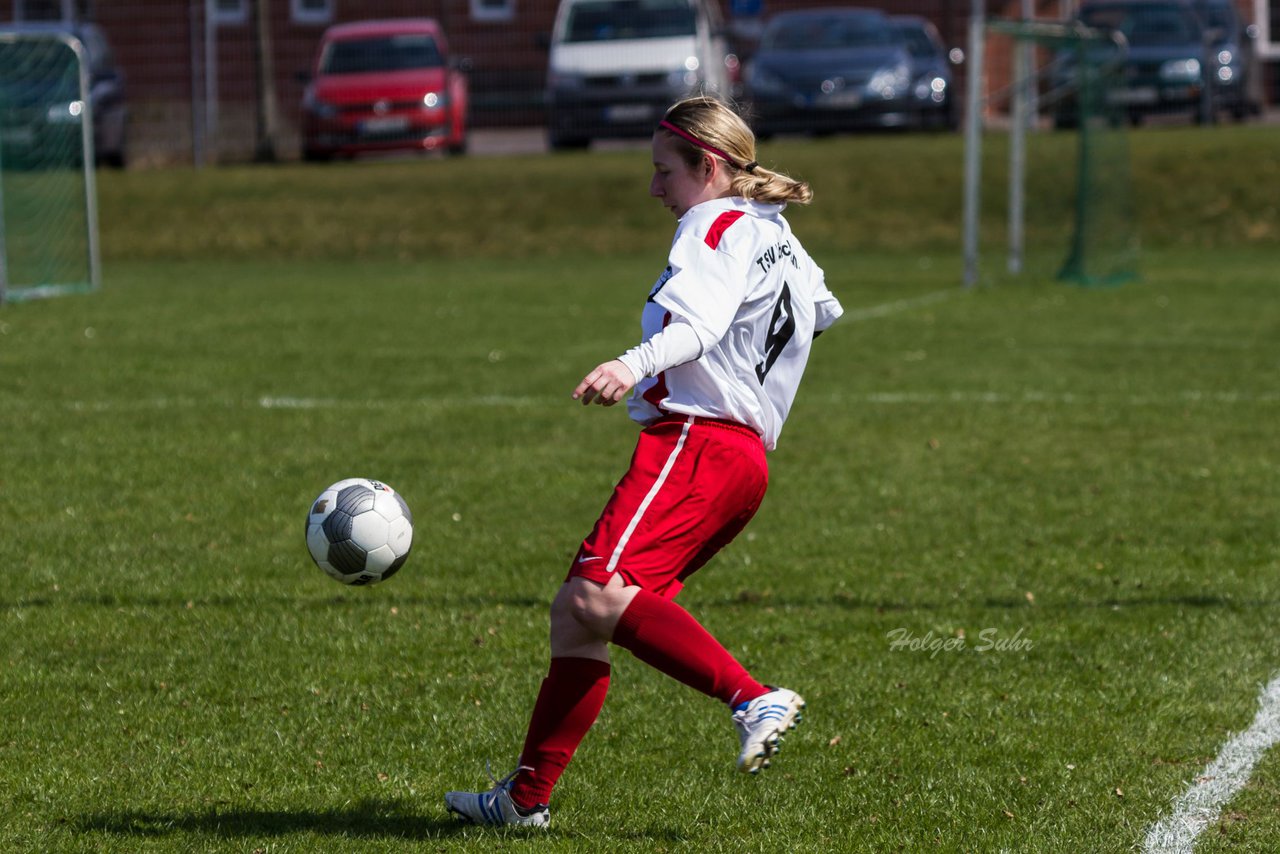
1215, 47, 1241, 85
422, 92, 448, 109
303, 89, 339, 118
1159, 58, 1200, 82
868, 62, 910, 98
46, 100, 85, 124
914, 76, 947, 102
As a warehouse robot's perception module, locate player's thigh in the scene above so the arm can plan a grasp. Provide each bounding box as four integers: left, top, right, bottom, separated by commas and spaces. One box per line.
556, 576, 639, 636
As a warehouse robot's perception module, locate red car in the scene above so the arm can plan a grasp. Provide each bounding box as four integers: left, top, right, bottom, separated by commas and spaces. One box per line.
301, 18, 468, 160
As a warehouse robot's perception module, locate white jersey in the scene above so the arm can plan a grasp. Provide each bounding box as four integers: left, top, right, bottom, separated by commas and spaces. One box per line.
627, 197, 843, 450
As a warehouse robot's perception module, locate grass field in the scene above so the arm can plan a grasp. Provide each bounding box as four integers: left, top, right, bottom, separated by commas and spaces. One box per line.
2, 126, 1278, 852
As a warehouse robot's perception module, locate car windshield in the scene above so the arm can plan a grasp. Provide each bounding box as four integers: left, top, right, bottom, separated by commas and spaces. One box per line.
764, 16, 893, 51
1080, 6, 1199, 46
321, 34, 442, 74
564, 0, 695, 43
1191, 3, 1237, 37
893, 24, 937, 58
0, 38, 80, 98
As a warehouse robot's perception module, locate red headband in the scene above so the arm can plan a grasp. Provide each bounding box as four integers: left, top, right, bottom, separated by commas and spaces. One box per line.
658, 120, 758, 173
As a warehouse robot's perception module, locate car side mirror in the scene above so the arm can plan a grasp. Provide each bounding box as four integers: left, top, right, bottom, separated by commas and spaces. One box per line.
451, 56, 473, 73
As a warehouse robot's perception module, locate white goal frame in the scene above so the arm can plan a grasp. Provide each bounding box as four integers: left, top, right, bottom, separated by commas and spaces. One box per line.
961, 3, 1130, 287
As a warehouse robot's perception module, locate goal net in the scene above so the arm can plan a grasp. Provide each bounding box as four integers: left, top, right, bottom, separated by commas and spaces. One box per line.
0, 29, 100, 304
966, 18, 1139, 287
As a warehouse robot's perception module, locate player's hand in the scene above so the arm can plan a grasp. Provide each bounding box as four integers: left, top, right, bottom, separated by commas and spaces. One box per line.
572, 360, 636, 407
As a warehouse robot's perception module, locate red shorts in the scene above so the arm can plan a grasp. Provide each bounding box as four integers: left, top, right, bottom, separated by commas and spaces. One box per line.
567, 413, 768, 599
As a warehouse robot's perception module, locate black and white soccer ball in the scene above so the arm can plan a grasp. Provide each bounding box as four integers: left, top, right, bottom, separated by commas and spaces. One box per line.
305, 478, 413, 585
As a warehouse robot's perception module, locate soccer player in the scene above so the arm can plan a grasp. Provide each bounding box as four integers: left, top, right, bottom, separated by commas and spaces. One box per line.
445, 96, 844, 827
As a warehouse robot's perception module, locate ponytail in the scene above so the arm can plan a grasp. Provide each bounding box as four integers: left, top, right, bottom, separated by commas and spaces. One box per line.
730, 165, 813, 206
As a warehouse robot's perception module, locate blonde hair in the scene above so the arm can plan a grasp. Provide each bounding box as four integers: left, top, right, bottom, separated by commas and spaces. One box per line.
659, 96, 812, 206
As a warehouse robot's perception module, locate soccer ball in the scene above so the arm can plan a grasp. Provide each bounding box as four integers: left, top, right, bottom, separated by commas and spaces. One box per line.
305, 478, 413, 585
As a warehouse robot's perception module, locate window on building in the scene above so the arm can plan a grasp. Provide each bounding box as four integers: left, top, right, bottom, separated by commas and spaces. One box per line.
1265, 0, 1280, 57
293, 0, 334, 25
471, 0, 516, 23
211, 0, 248, 26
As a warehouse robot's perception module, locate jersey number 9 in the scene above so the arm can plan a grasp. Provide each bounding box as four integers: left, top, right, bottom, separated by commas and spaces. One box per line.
755, 283, 795, 384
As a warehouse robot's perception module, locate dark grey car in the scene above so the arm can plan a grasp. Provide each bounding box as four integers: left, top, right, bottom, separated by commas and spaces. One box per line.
890, 15, 958, 129
1191, 0, 1261, 120
0, 22, 127, 168
1054, 1, 1214, 127
745, 7, 916, 136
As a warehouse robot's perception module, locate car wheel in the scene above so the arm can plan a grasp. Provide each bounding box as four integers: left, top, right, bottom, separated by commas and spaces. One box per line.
96, 138, 126, 168
549, 132, 589, 152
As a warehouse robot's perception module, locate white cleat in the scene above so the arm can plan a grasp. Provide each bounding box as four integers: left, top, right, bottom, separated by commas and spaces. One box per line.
444, 766, 549, 828
732, 687, 805, 774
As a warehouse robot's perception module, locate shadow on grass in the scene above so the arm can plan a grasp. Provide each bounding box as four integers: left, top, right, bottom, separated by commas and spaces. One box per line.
76, 799, 465, 841
13, 589, 1270, 615
5, 592, 550, 610
75, 799, 692, 844
708, 591, 1277, 613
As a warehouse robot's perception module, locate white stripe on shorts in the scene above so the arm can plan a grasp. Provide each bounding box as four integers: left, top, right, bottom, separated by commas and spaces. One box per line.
606, 415, 693, 574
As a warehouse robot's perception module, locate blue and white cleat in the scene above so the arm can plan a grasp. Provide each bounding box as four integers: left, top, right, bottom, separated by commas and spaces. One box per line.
732, 687, 805, 773
444, 765, 549, 828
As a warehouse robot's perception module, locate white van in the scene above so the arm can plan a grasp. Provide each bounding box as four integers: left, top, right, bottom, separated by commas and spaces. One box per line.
546, 0, 732, 150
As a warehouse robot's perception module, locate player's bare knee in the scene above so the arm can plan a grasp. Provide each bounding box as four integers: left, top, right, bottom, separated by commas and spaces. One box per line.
564, 578, 616, 634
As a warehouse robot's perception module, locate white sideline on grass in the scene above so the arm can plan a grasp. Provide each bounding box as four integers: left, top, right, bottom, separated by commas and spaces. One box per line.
256, 394, 539, 410
822, 391, 1280, 406
11, 389, 1279, 413
842, 288, 956, 322
1143, 673, 1280, 853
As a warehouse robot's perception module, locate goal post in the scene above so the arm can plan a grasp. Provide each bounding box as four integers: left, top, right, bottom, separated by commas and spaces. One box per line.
0, 29, 101, 305
962, 12, 1140, 288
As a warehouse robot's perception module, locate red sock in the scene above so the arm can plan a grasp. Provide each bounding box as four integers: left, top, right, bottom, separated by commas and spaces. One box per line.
611, 589, 769, 708
508, 656, 610, 810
